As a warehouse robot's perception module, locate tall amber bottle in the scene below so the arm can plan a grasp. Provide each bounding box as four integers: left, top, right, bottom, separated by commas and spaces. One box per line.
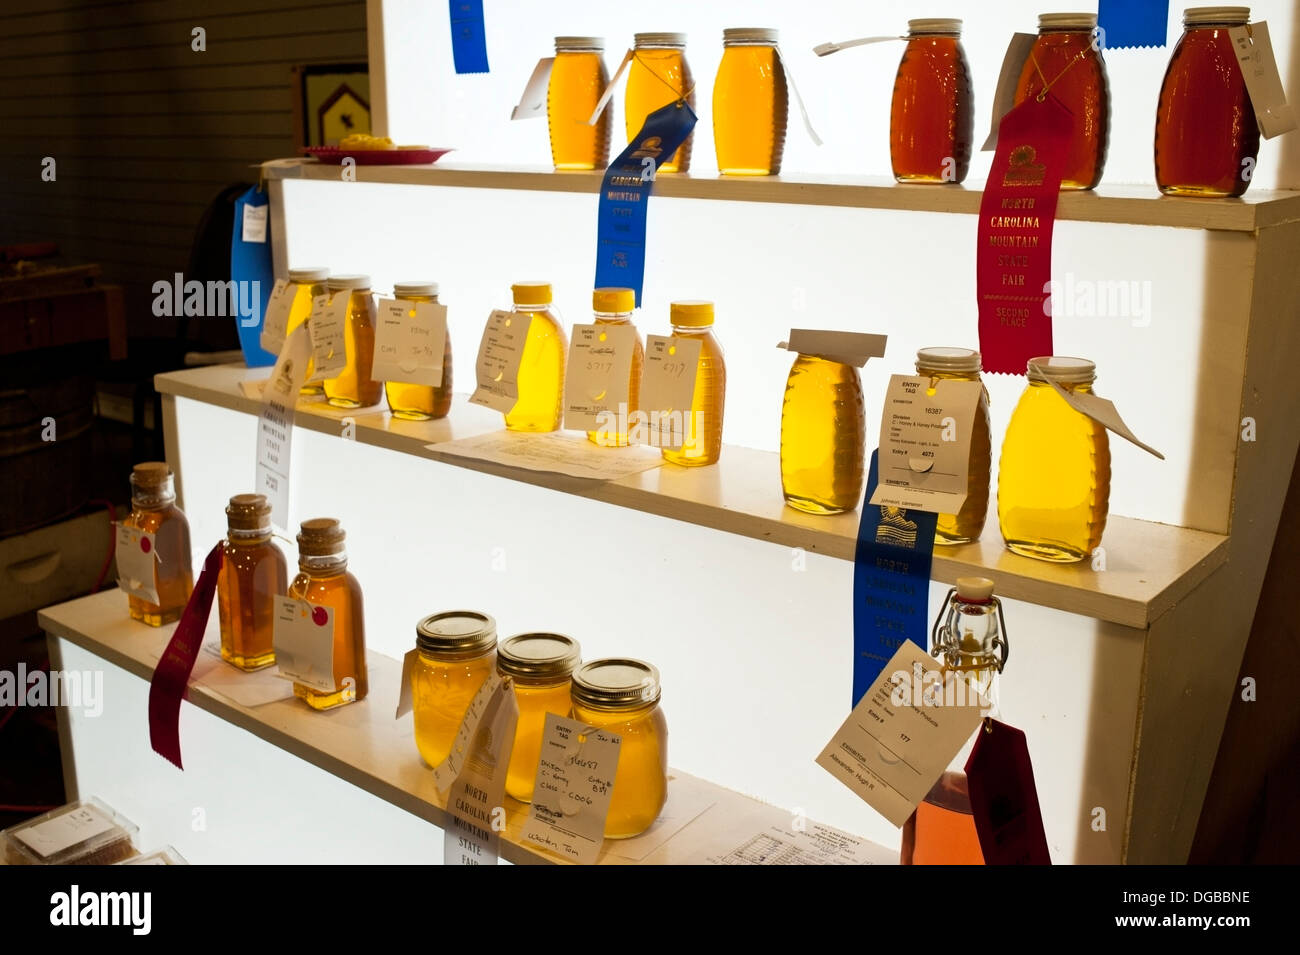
217, 494, 287, 671
287, 518, 368, 709
916, 347, 990, 544
625, 32, 694, 172
384, 282, 453, 420
121, 462, 193, 626
891, 19, 974, 183
505, 281, 567, 433
1013, 13, 1109, 190
286, 267, 329, 395
998, 357, 1110, 562
1155, 7, 1259, 197
548, 37, 611, 170
779, 354, 865, 515
661, 300, 725, 467
713, 28, 787, 175
588, 286, 644, 447
322, 275, 381, 409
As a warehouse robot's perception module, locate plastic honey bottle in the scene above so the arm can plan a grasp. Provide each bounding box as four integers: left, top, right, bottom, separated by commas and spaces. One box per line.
662, 301, 725, 467
287, 518, 368, 709
779, 351, 865, 515
505, 281, 567, 433
384, 281, 453, 420
588, 286, 643, 447
322, 274, 381, 409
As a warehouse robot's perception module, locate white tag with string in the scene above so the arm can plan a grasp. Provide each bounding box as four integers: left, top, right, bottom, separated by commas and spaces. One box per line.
115, 524, 160, 603
812, 35, 903, 57
983, 33, 1037, 151
776, 46, 823, 146
511, 57, 554, 120
1228, 22, 1296, 139
587, 49, 634, 125
1028, 361, 1164, 459
519, 714, 621, 864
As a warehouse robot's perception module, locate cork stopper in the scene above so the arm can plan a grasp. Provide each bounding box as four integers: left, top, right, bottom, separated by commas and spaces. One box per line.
297, 517, 346, 556
226, 493, 271, 531
131, 461, 172, 490
956, 577, 996, 602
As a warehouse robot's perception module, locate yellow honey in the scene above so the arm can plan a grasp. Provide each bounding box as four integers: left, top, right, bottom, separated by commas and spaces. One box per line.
587, 286, 643, 447
410, 611, 497, 769
779, 354, 865, 515
285, 267, 329, 394
505, 281, 567, 433
916, 347, 990, 544
497, 633, 581, 803
661, 300, 725, 467
383, 282, 453, 421
713, 28, 787, 175
548, 37, 612, 170
625, 33, 694, 173
322, 275, 381, 409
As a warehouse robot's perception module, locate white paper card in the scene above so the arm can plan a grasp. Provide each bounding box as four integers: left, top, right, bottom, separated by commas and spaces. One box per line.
272, 597, 336, 693
781, 329, 888, 368
813, 35, 903, 57
395, 648, 418, 719
445, 681, 517, 866
469, 309, 528, 413
1229, 22, 1297, 139
1029, 362, 1165, 459
638, 335, 701, 450
511, 57, 554, 120
255, 324, 312, 528
520, 714, 621, 865
258, 279, 295, 355
983, 32, 1037, 151
115, 524, 159, 604
432, 674, 506, 791
563, 322, 637, 432
426, 430, 663, 481
371, 298, 447, 386
775, 47, 823, 146
15, 805, 116, 858
698, 820, 895, 865
307, 293, 349, 381
241, 203, 268, 243
587, 49, 634, 125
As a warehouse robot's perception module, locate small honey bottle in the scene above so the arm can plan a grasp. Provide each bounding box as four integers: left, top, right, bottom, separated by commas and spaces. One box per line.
662, 301, 725, 467
122, 462, 193, 626
588, 286, 643, 448
779, 351, 865, 515
286, 267, 329, 395
916, 347, 991, 545
384, 281, 453, 420
288, 518, 368, 709
322, 274, 382, 409
548, 36, 612, 170
713, 28, 787, 176
891, 19, 974, 184
216, 494, 287, 671
505, 281, 567, 433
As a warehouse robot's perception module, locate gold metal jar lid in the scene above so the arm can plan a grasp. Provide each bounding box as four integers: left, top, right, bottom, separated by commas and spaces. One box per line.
297, 517, 345, 555
226, 493, 271, 531
1026, 355, 1096, 384
635, 32, 686, 48
723, 27, 778, 44
908, 19, 962, 35
555, 36, 604, 51
1183, 7, 1249, 25
416, 610, 498, 658
916, 346, 981, 374
394, 281, 439, 298
498, 633, 581, 684
326, 274, 371, 291
130, 461, 172, 490
288, 267, 329, 283
572, 658, 661, 709
1038, 12, 1098, 31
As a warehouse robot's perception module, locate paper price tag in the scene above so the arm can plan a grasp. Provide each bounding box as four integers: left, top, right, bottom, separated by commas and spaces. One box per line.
432, 674, 506, 791
15, 806, 114, 858
520, 714, 621, 864
1029, 363, 1164, 459
563, 323, 637, 432
469, 309, 527, 413
869, 375, 982, 514
511, 57, 554, 120
241, 203, 268, 243
306, 293, 348, 381
1228, 22, 1296, 139
255, 325, 312, 528
258, 280, 295, 355
115, 523, 159, 604
817, 640, 988, 827
638, 335, 701, 450
371, 298, 447, 386
272, 597, 336, 693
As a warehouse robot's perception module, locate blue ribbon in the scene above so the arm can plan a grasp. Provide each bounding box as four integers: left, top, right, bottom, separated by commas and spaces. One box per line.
852, 450, 938, 707
1097, 0, 1169, 50
593, 101, 697, 305
230, 186, 276, 368
449, 1, 489, 74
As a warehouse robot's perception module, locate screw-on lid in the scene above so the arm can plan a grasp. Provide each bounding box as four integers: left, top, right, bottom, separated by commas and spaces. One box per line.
916, 346, 982, 374
497, 633, 582, 684
226, 493, 271, 531
297, 517, 345, 556
908, 18, 963, 35
416, 611, 498, 658
956, 576, 995, 602
593, 287, 635, 313
288, 267, 330, 283
670, 300, 714, 327
1183, 6, 1250, 24
571, 658, 661, 709
555, 36, 604, 51
634, 32, 686, 48
394, 281, 440, 298
1038, 12, 1098, 30
130, 461, 172, 489
1027, 355, 1096, 384
723, 27, 779, 44
512, 281, 553, 306
326, 274, 371, 291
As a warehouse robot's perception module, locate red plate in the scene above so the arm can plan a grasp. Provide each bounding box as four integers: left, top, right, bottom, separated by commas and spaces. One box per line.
304, 146, 454, 165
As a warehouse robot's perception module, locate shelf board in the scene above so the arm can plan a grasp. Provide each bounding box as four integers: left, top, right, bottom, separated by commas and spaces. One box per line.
157, 364, 1228, 629
39, 590, 890, 866
261, 158, 1300, 233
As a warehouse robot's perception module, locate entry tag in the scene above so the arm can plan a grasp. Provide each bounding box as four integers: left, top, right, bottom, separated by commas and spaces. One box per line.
563, 322, 638, 432
587, 49, 634, 125
1228, 22, 1297, 139
115, 524, 160, 604
1029, 361, 1164, 459
255, 324, 312, 529
511, 58, 554, 120
469, 309, 527, 413
519, 714, 621, 864
775, 46, 823, 146
272, 597, 336, 693
638, 335, 701, 450
259, 279, 295, 356
371, 298, 447, 386
306, 294, 349, 381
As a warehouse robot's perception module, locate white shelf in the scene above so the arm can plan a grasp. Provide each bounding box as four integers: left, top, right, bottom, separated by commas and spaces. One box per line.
157, 363, 1228, 629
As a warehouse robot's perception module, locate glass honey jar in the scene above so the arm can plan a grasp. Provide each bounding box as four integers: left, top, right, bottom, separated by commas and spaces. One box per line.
891, 19, 974, 184
322, 274, 381, 409
286, 267, 329, 394
570, 658, 667, 839
410, 611, 498, 769
121, 462, 193, 626
1013, 13, 1109, 190
713, 28, 787, 176
548, 36, 612, 170
998, 357, 1111, 562
1155, 7, 1259, 197
384, 281, 453, 421
916, 347, 990, 544
216, 493, 286, 671
497, 633, 582, 804
625, 32, 695, 173
287, 518, 368, 709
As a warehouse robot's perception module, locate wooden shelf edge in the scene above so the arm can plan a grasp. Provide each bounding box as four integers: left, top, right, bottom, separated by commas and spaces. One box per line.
260, 158, 1300, 233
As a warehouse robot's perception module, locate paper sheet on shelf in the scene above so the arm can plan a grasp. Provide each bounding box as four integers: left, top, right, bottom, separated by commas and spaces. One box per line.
190, 641, 294, 707
239, 378, 269, 400
425, 430, 663, 481
604, 779, 717, 862
685, 818, 896, 866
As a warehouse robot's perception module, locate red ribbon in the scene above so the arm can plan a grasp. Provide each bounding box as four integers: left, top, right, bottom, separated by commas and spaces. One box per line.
976, 94, 1073, 375
148, 542, 223, 769
965, 718, 1052, 865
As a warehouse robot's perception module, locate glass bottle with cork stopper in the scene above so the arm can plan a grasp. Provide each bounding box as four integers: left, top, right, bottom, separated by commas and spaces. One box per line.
410, 611, 498, 769
122, 462, 193, 626
916, 347, 991, 544
625, 32, 695, 173
548, 36, 612, 170
588, 286, 644, 447
661, 300, 725, 467
322, 274, 381, 409
288, 518, 368, 709
286, 267, 329, 395
901, 576, 1009, 865
216, 493, 287, 671
384, 281, 453, 420
497, 632, 582, 803
891, 19, 974, 183
505, 281, 567, 433
713, 28, 787, 175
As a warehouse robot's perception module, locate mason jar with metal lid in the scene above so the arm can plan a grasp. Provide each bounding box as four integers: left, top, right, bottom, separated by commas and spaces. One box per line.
497, 633, 582, 803
570, 658, 667, 838
410, 611, 498, 768
915, 347, 991, 545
